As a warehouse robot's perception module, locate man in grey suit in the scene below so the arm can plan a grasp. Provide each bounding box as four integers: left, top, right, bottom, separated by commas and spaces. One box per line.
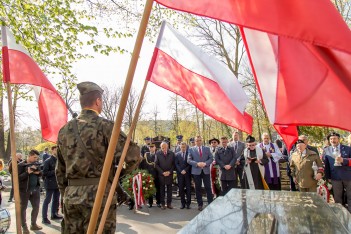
229, 131, 246, 188
188, 136, 213, 211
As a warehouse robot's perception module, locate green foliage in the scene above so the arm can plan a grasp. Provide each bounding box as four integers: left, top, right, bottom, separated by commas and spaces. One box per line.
0, 171, 8, 176
0, 0, 131, 82
298, 126, 348, 145
34, 142, 56, 153
121, 169, 156, 200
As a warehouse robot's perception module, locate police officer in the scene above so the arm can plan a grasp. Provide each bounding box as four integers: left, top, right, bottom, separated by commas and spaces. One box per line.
56, 81, 139, 234
141, 137, 151, 156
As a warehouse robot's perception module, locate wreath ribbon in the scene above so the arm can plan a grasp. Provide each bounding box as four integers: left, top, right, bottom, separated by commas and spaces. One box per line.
132, 173, 145, 208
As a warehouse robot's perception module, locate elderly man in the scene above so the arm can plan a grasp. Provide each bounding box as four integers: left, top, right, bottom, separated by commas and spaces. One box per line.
215, 136, 238, 195
241, 136, 269, 190
299, 135, 319, 155
155, 141, 175, 210
323, 132, 351, 212
259, 133, 283, 190
290, 140, 324, 192
229, 131, 246, 188
188, 136, 213, 211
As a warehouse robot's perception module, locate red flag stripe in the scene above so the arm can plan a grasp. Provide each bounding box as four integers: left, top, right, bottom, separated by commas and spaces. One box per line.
147, 48, 253, 133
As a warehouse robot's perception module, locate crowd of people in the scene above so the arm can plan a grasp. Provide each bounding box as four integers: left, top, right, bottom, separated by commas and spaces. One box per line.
4, 81, 351, 234
138, 131, 351, 214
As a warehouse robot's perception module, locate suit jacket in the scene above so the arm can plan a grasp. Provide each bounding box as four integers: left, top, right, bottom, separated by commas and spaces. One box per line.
43, 156, 59, 190
175, 151, 191, 175
188, 146, 213, 175
215, 146, 238, 180
155, 150, 175, 184
323, 144, 351, 180
230, 141, 245, 169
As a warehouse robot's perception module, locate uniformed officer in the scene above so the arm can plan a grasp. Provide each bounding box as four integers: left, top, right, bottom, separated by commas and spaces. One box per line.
56, 81, 139, 234
141, 137, 151, 156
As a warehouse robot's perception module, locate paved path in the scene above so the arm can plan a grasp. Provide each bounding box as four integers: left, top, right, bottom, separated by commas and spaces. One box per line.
2, 189, 199, 233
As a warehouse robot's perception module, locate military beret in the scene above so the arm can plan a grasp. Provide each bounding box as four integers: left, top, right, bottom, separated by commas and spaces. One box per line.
144, 137, 151, 141
176, 135, 183, 140
189, 138, 195, 143
77, 81, 103, 95
246, 135, 255, 143
295, 139, 305, 145
327, 132, 340, 140
208, 138, 220, 144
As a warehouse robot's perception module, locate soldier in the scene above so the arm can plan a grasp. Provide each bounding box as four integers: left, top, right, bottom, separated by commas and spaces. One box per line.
290, 140, 323, 192
140, 137, 151, 156
56, 81, 139, 234
174, 135, 184, 153
139, 143, 160, 208
189, 138, 196, 147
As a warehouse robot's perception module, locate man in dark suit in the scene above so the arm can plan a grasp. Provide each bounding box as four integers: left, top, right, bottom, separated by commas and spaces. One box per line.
229, 131, 246, 188
215, 136, 238, 195
188, 136, 213, 211
175, 142, 191, 209
323, 132, 351, 212
155, 141, 175, 210
42, 146, 63, 224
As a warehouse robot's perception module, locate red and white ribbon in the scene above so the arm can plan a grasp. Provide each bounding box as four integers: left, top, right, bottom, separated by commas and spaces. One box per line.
210, 161, 216, 195
317, 184, 330, 203
132, 173, 145, 208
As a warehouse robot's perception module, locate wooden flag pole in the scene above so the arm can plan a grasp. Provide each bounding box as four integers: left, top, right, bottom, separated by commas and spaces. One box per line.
97, 79, 149, 234
2, 24, 22, 234
87, 0, 154, 232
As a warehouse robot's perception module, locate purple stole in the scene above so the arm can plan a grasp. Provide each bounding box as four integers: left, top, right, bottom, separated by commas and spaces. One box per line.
260, 143, 279, 185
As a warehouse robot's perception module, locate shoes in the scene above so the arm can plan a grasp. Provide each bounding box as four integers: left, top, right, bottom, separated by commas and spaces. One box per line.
42, 218, 51, 224
180, 204, 185, 209
8, 199, 13, 202
22, 226, 30, 234
161, 205, 166, 210
186, 205, 191, 209
51, 214, 63, 219
148, 204, 152, 208
30, 224, 43, 230
157, 204, 161, 208
198, 206, 203, 211
167, 204, 173, 209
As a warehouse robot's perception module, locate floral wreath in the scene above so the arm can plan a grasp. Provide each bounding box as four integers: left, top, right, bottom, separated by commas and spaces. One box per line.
121, 169, 156, 200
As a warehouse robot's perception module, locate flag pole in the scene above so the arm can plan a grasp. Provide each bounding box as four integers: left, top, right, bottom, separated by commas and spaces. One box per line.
97, 79, 149, 234
87, 0, 154, 232
1, 25, 22, 234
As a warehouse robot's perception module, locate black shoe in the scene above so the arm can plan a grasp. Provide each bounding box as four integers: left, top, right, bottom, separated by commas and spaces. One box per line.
42, 219, 51, 224
161, 205, 166, 210
8, 199, 13, 202
51, 214, 63, 220
148, 204, 152, 208
198, 206, 203, 211
180, 204, 185, 209
157, 204, 161, 208
186, 205, 191, 209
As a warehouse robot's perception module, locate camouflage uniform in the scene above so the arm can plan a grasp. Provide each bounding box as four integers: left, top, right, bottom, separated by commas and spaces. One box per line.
56, 82, 139, 234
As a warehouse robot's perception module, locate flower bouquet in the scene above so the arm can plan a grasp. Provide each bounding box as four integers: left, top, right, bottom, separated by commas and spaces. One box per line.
121, 169, 156, 201
317, 179, 333, 203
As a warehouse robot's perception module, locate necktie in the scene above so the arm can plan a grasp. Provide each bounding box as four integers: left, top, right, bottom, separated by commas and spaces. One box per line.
183, 152, 185, 160
164, 151, 167, 156
234, 142, 237, 152
199, 147, 203, 158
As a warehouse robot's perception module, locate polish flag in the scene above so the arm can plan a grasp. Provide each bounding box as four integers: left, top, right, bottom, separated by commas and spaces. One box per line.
2, 26, 68, 142
155, 0, 351, 145
146, 21, 253, 134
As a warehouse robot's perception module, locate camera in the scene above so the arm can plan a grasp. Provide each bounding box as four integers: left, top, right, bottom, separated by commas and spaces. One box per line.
25, 162, 42, 172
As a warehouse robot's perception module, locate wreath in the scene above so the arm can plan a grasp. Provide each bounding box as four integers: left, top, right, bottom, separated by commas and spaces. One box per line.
122, 169, 156, 200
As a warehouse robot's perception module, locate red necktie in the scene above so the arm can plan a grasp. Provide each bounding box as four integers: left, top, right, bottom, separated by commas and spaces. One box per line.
199, 147, 203, 158
164, 151, 167, 156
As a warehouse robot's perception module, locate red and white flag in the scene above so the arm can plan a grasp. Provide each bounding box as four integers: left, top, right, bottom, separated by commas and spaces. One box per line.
2, 26, 68, 142
156, 0, 351, 147
146, 21, 253, 133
